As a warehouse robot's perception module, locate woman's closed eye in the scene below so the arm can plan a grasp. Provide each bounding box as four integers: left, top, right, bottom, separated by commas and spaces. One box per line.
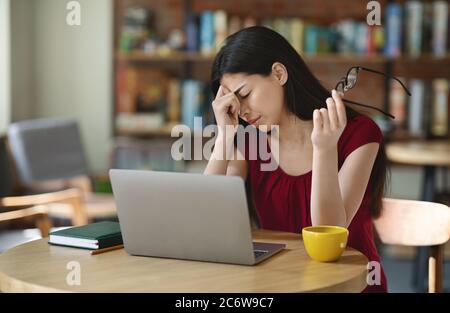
239, 92, 251, 99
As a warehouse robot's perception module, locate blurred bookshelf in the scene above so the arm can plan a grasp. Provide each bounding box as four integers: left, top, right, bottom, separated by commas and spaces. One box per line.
112, 0, 449, 172
116, 50, 390, 64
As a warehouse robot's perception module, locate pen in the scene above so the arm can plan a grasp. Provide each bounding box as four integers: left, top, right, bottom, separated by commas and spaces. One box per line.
90, 244, 124, 255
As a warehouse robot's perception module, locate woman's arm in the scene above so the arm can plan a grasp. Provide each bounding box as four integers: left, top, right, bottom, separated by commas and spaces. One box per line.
311, 146, 346, 227
204, 84, 247, 179
310, 90, 380, 227
203, 132, 247, 180
310, 142, 379, 227
204, 133, 234, 175
337, 142, 379, 226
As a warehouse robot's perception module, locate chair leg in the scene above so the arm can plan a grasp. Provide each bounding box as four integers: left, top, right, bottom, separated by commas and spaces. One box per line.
428, 244, 444, 293
68, 194, 88, 225
413, 247, 428, 292
413, 166, 437, 292
36, 214, 52, 237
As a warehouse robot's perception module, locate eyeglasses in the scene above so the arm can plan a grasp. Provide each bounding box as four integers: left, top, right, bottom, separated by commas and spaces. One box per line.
335, 66, 412, 119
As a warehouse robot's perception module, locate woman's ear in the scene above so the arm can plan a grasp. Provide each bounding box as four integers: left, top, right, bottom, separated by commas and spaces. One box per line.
271, 62, 288, 86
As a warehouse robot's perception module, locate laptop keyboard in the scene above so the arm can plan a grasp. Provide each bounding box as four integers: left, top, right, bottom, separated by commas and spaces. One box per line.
254, 250, 269, 258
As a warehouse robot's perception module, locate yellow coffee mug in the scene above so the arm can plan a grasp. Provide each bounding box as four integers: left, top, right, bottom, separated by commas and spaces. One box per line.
302, 225, 349, 262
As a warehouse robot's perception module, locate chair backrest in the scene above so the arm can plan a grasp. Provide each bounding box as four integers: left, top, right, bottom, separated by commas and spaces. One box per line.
0, 135, 15, 197
7, 118, 89, 186
374, 198, 450, 246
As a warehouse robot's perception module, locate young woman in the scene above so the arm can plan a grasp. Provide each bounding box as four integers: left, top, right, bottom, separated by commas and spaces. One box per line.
204, 26, 389, 293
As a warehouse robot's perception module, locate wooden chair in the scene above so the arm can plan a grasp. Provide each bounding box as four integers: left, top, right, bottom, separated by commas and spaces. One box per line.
0, 135, 85, 236
0, 188, 84, 237
374, 198, 450, 293
6, 118, 116, 225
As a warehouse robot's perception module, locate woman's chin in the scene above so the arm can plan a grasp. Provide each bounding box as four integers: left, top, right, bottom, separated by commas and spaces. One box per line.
255, 123, 272, 133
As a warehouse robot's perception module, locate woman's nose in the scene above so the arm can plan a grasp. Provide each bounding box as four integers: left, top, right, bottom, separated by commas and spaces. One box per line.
238, 103, 250, 119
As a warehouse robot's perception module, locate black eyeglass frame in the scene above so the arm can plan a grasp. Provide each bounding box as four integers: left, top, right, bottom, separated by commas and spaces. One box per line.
334, 66, 412, 120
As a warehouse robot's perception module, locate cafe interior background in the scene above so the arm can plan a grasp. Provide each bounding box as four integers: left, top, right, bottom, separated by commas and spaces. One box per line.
0, 0, 449, 292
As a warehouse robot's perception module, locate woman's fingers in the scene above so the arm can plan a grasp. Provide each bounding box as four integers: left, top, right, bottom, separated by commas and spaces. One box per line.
332, 89, 347, 126
215, 84, 234, 101
215, 85, 225, 100
229, 97, 240, 115
212, 85, 242, 136
326, 97, 338, 130
222, 85, 232, 94
313, 109, 322, 130
319, 108, 330, 131
214, 85, 240, 112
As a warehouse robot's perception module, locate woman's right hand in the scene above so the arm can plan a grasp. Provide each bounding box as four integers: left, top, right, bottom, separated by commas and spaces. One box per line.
212, 85, 241, 138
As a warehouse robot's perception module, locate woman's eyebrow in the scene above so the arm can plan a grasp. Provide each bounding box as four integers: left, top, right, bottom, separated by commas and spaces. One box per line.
233, 84, 246, 96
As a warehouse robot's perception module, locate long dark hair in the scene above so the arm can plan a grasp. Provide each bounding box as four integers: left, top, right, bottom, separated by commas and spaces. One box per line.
211, 26, 390, 218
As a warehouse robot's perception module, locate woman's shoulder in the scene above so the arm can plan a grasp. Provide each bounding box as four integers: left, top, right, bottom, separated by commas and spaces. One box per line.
338, 114, 383, 161
341, 114, 383, 141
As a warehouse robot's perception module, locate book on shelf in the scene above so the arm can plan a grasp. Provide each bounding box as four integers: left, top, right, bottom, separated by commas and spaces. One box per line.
405, 1, 423, 58
389, 78, 407, 128
118, 3, 448, 58
49, 221, 122, 250
317, 26, 334, 54
290, 18, 304, 53
355, 23, 368, 55
336, 20, 355, 54
228, 15, 242, 36
200, 11, 215, 55
303, 25, 318, 54
273, 18, 291, 45
116, 64, 137, 113
405, 78, 449, 139
167, 79, 181, 124
431, 79, 449, 137
261, 17, 273, 30
408, 79, 426, 137
181, 80, 205, 130
367, 25, 384, 55
423, 80, 433, 138
422, 2, 434, 54
433, 1, 449, 57
385, 3, 402, 58
383, 0, 449, 58
185, 12, 199, 52
242, 16, 257, 28
214, 10, 228, 51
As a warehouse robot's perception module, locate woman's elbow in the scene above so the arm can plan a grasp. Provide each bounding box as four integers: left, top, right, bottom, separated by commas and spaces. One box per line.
311, 212, 347, 228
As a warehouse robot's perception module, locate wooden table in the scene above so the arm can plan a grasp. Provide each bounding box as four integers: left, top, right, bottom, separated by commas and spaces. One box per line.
0, 230, 368, 292
386, 140, 450, 292
386, 140, 450, 168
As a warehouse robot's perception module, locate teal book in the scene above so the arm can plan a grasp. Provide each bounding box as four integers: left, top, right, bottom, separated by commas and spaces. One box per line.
200, 11, 214, 54
48, 221, 123, 250
304, 25, 318, 54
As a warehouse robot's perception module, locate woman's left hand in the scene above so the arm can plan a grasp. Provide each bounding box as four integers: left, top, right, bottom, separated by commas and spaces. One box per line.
311, 89, 347, 151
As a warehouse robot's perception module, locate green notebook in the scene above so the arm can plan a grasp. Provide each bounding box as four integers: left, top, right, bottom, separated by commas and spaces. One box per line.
48, 221, 123, 250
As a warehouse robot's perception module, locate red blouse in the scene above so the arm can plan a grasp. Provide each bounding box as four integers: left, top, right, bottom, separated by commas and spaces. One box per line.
240, 114, 387, 293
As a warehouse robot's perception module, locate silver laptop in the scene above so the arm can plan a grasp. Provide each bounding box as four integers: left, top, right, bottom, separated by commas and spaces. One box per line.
109, 169, 285, 265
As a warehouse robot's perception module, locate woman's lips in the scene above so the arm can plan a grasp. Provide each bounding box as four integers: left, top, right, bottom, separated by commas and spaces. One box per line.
248, 116, 261, 125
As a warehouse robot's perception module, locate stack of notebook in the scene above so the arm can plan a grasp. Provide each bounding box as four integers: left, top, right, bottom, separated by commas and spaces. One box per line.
48, 221, 123, 250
